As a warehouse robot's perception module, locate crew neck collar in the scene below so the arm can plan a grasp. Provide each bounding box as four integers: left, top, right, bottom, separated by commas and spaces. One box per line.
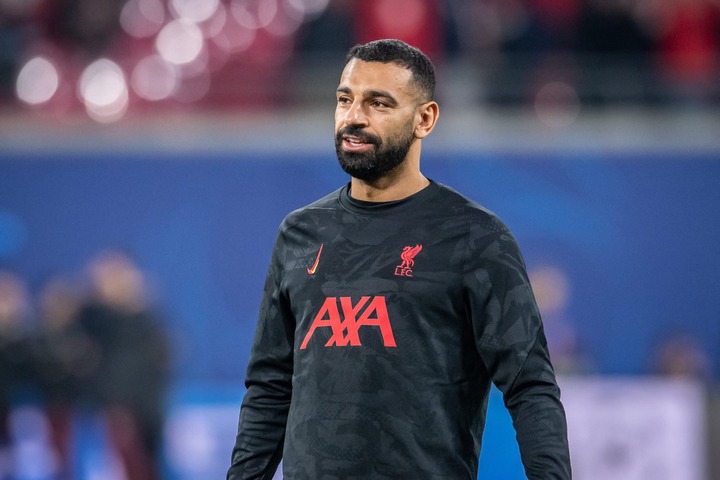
338, 180, 440, 215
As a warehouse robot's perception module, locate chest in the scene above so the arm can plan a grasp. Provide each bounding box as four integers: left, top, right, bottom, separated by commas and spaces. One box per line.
279, 215, 473, 351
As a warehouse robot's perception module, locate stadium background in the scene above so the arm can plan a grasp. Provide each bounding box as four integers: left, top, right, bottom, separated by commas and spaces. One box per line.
1, 0, 719, 479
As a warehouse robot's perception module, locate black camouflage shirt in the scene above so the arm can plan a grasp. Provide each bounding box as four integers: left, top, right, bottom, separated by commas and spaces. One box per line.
228, 180, 571, 480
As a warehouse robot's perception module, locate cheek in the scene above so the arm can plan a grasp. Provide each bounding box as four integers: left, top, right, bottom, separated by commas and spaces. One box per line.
334, 110, 345, 130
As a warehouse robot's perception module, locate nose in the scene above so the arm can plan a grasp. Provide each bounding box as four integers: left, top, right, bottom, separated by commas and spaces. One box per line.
344, 100, 368, 127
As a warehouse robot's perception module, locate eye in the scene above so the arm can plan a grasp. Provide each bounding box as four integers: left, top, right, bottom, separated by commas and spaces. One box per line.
371, 100, 389, 108
337, 96, 352, 105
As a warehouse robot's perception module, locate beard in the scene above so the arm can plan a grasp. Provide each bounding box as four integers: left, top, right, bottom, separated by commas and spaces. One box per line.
335, 123, 414, 182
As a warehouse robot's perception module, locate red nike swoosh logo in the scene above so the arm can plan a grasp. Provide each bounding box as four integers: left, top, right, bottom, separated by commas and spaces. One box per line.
307, 243, 324, 275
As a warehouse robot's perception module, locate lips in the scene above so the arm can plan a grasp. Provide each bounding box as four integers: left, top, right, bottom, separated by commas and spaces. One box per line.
340, 130, 377, 152
344, 134, 370, 144
342, 137, 373, 152
344, 135, 366, 144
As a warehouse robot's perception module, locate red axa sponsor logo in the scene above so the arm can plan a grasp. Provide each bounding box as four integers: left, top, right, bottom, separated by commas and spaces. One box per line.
300, 296, 396, 349
394, 244, 422, 277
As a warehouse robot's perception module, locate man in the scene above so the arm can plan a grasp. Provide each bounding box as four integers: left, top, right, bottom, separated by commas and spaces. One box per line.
228, 39, 571, 479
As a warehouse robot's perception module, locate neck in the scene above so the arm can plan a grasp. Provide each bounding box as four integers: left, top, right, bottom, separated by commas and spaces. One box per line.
350, 159, 429, 202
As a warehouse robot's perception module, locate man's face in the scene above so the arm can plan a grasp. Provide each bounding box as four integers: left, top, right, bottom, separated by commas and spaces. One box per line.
334, 59, 420, 182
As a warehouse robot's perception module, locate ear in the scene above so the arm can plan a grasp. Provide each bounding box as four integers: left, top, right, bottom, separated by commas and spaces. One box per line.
414, 101, 439, 139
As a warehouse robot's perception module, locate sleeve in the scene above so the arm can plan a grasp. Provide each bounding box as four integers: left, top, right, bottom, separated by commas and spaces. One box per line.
464, 219, 572, 480
228, 228, 295, 480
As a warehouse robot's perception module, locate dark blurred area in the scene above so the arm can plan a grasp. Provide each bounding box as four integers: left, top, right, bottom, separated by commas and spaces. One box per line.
1, 0, 719, 123
1, 253, 169, 479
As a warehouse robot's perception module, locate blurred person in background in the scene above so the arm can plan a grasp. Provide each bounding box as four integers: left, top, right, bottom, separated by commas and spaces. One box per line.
577, 0, 652, 57
33, 275, 88, 480
0, 270, 34, 477
43, 0, 125, 56
644, 0, 720, 104
508, 0, 581, 54
576, 0, 653, 105
651, 331, 712, 380
0, 0, 44, 101
295, 0, 355, 57
528, 264, 593, 375
352, 0, 446, 61
73, 250, 170, 480
228, 39, 570, 480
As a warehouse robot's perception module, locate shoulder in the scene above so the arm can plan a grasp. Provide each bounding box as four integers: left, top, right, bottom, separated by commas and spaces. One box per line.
433, 182, 510, 235
433, 184, 529, 271
279, 185, 344, 232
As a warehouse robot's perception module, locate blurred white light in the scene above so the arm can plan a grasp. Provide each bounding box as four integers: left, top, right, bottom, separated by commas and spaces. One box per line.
78, 59, 129, 123
156, 19, 205, 65
231, 0, 277, 29
211, 16, 256, 53
285, 0, 329, 21
202, 1, 227, 37
131, 55, 178, 101
265, 3, 303, 37
534, 81, 581, 129
170, 0, 219, 23
15, 57, 59, 106
282, 0, 305, 22
177, 46, 209, 78
120, 0, 165, 38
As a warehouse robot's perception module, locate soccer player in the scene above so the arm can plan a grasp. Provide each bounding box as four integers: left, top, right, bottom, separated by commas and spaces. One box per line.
228, 39, 571, 479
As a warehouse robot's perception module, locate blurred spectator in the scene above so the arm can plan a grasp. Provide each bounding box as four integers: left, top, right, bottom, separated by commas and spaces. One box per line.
73, 250, 170, 480
500, 0, 580, 54
33, 275, 87, 479
0, 0, 44, 101
441, 0, 510, 58
646, 0, 720, 103
295, 0, 354, 56
43, 0, 125, 56
578, 0, 652, 56
0, 270, 34, 476
352, 0, 446, 61
529, 264, 593, 375
5, 0, 720, 116
652, 332, 712, 380
576, 0, 653, 105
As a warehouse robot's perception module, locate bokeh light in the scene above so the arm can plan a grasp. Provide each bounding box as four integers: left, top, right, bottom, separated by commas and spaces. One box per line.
285, 0, 329, 21
156, 19, 205, 65
170, 0, 220, 23
0, 211, 27, 257
264, 1, 304, 37
200, 1, 228, 38
78, 59, 129, 123
211, 14, 256, 54
131, 55, 178, 101
534, 81, 581, 129
120, 0, 166, 38
231, 0, 278, 30
15, 57, 60, 106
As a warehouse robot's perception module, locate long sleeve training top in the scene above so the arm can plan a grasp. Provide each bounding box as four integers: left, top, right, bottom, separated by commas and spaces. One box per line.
228, 180, 571, 479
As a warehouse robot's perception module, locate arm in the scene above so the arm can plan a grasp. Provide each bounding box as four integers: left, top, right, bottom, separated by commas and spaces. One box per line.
465, 222, 571, 479
228, 231, 295, 480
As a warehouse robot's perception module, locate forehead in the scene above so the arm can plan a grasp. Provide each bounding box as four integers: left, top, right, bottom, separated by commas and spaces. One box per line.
338, 59, 416, 98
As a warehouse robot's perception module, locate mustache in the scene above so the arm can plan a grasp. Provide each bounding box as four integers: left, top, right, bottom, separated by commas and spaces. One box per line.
336, 126, 380, 145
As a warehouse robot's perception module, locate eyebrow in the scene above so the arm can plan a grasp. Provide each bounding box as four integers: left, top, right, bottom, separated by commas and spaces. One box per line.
336, 86, 399, 106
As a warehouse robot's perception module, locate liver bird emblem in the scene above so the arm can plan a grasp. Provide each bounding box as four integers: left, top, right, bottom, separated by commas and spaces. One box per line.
399, 244, 423, 269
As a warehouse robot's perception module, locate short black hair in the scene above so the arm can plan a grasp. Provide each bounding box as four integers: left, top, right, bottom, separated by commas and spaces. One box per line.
346, 39, 436, 101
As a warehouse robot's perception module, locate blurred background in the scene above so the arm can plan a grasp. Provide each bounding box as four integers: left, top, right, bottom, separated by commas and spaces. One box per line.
1, 0, 719, 479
